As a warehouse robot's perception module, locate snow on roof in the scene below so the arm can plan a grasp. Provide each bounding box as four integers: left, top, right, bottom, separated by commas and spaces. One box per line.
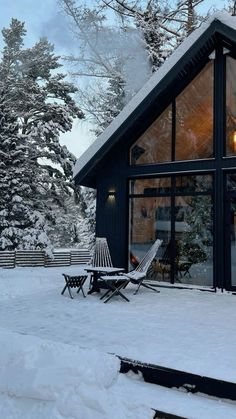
74, 12, 236, 180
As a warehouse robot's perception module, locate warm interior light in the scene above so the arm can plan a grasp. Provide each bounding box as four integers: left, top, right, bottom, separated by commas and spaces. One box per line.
231, 131, 236, 153
233, 131, 236, 152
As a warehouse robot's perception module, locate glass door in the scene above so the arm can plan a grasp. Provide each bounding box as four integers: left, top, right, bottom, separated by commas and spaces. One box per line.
231, 198, 236, 286
227, 195, 236, 288
225, 174, 236, 289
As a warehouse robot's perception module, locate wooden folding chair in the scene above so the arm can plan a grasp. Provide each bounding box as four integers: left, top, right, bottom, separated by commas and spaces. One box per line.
61, 274, 87, 299
100, 239, 162, 302
91, 237, 113, 267
89, 237, 113, 289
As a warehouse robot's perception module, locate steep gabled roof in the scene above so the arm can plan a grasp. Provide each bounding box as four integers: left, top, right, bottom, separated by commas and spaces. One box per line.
74, 13, 236, 187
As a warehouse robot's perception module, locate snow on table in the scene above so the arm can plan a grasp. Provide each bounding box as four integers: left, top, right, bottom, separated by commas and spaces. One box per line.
1, 266, 236, 418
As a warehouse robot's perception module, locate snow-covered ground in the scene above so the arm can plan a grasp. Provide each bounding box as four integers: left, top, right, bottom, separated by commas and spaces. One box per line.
1, 266, 236, 418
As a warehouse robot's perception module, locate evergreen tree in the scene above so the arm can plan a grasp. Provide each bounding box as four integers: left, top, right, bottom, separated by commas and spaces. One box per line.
61, 0, 208, 133
0, 19, 84, 251
48, 191, 87, 248
0, 86, 50, 251
136, 7, 170, 72
94, 61, 126, 136
77, 188, 96, 249
60, 0, 152, 130
179, 195, 212, 265
227, 0, 236, 15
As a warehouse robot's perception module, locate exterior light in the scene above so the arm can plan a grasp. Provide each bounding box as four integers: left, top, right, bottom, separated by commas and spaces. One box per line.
107, 190, 116, 202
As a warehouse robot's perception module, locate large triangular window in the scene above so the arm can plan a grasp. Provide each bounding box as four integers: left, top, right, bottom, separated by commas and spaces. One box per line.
130, 61, 213, 165
226, 56, 236, 155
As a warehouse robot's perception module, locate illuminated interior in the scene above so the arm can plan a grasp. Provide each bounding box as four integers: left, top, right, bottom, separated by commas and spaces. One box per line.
226, 56, 236, 155
130, 61, 213, 165
127, 54, 236, 289
129, 176, 213, 286
175, 62, 213, 161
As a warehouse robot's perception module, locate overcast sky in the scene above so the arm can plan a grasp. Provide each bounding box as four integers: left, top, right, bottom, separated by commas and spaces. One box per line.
0, 0, 229, 158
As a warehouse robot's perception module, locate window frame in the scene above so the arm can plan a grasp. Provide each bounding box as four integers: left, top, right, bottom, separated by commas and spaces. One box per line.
129, 60, 214, 166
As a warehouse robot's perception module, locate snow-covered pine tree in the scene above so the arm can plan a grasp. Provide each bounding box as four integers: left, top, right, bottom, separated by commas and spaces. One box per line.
179, 195, 212, 265
0, 19, 84, 251
136, 5, 171, 73
94, 60, 126, 136
48, 189, 88, 248
102, 0, 208, 68
60, 0, 151, 128
0, 83, 50, 251
77, 187, 96, 249
60, 0, 208, 133
227, 0, 236, 15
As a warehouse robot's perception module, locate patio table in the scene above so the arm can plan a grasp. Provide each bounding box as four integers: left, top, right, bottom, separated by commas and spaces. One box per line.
85, 266, 125, 294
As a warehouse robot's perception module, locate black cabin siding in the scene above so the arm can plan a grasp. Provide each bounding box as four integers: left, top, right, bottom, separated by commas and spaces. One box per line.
95, 146, 128, 269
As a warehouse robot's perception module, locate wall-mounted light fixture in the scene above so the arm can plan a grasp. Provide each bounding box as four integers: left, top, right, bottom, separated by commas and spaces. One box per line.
107, 190, 116, 202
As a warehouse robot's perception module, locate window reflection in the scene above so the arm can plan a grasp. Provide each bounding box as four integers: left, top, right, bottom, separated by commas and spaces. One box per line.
130, 105, 172, 165
129, 196, 171, 278
130, 177, 171, 195
227, 173, 236, 191
130, 62, 213, 165
226, 56, 236, 156
176, 61, 213, 161
130, 175, 212, 196
129, 175, 213, 286
175, 195, 213, 286
175, 174, 212, 193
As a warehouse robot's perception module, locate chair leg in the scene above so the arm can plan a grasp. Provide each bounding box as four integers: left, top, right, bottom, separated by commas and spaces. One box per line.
77, 285, 86, 298
183, 269, 191, 278
61, 280, 73, 298
81, 286, 86, 298
134, 282, 142, 295
61, 284, 67, 295
134, 282, 160, 295
100, 289, 111, 300
104, 289, 129, 303
142, 283, 160, 293
67, 285, 73, 299
89, 273, 94, 289
103, 283, 129, 303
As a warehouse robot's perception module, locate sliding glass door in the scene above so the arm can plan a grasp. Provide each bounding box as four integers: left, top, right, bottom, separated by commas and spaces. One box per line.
129, 175, 213, 287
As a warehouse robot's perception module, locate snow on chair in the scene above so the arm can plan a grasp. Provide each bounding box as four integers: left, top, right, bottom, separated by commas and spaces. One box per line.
99, 239, 162, 303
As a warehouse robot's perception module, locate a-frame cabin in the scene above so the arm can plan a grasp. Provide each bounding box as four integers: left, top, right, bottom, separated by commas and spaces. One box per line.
74, 13, 236, 291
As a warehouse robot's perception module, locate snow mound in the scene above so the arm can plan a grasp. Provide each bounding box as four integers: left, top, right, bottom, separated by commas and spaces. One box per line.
0, 329, 123, 419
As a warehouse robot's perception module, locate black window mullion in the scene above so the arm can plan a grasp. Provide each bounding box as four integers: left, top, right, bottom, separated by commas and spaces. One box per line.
170, 176, 176, 284
172, 100, 176, 161
214, 46, 226, 290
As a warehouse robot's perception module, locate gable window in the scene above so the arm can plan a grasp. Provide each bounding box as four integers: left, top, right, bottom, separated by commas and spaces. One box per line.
130, 61, 213, 165
130, 105, 172, 165
226, 56, 236, 156
175, 61, 213, 160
